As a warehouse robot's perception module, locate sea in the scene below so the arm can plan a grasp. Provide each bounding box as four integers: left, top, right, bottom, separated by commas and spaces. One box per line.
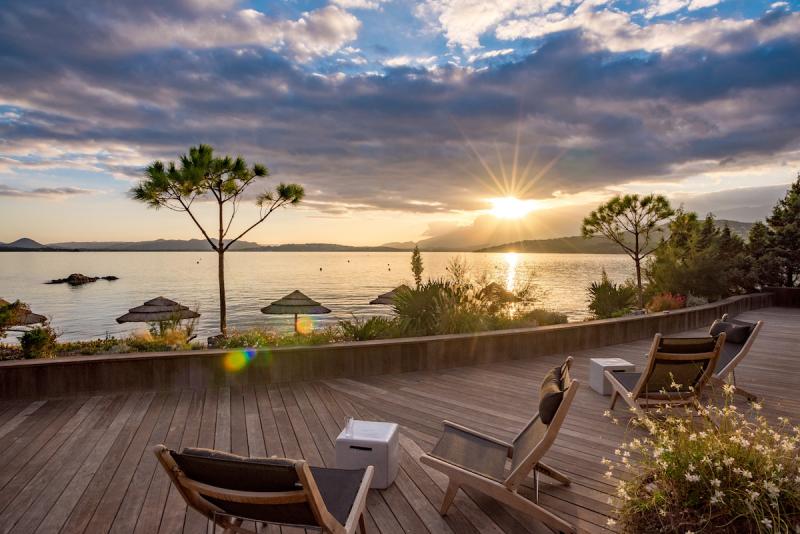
0, 251, 632, 341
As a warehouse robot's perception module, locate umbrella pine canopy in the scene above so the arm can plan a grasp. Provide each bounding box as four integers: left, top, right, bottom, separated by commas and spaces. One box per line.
116, 297, 200, 324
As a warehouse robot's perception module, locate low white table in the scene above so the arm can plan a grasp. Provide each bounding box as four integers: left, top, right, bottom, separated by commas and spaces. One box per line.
336, 420, 399, 489
590, 358, 635, 395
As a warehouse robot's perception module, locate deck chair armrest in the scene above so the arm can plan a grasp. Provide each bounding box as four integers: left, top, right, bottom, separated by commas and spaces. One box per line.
441, 420, 512, 450
343, 465, 373, 534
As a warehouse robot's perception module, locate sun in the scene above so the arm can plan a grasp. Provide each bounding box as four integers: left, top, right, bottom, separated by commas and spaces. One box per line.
489, 196, 538, 219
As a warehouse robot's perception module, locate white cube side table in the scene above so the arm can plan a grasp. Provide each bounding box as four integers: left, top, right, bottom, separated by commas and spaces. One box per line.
335, 420, 399, 489
590, 358, 635, 395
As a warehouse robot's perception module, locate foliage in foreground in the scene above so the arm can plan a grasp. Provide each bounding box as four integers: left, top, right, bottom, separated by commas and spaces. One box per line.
587, 270, 638, 318
1, 327, 203, 359
604, 388, 800, 533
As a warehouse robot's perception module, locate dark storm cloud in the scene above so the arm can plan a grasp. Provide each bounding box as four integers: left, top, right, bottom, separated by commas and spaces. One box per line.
0, 2, 799, 214
0, 185, 94, 198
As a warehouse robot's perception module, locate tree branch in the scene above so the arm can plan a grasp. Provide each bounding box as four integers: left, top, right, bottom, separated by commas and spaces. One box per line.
224, 197, 287, 251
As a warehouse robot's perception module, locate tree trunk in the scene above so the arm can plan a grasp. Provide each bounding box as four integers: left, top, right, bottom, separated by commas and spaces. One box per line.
218, 196, 227, 336
218, 249, 226, 336
634, 232, 644, 308
635, 257, 644, 309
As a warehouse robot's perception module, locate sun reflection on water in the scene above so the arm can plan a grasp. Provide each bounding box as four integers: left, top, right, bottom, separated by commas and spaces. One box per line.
504, 252, 518, 292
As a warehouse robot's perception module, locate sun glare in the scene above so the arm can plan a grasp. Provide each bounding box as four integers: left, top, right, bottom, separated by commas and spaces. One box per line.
489, 196, 538, 219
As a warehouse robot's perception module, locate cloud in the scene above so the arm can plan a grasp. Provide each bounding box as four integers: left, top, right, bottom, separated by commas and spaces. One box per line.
0, 184, 94, 198
1, 2, 360, 62
0, 2, 798, 219
383, 55, 439, 67
332, 0, 385, 9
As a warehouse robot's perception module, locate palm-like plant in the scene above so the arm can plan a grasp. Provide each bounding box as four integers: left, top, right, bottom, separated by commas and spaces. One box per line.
131, 144, 304, 336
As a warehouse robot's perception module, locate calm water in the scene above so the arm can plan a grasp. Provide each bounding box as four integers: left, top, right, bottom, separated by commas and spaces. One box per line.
0, 252, 632, 341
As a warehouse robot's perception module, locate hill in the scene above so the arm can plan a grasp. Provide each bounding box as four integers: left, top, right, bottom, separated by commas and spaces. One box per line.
6, 238, 407, 252
478, 219, 754, 253
0, 237, 57, 251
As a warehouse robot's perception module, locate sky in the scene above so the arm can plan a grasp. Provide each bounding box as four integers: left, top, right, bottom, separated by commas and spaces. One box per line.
0, 0, 799, 246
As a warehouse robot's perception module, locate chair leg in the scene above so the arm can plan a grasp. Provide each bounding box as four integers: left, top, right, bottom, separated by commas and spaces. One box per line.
733, 385, 759, 402
359, 513, 367, 534
609, 390, 619, 410
440, 480, 460, 515
537, 462, 571, 486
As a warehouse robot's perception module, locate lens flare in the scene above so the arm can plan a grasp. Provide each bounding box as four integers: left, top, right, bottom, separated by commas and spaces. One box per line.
296, 316, 314, 335
223, 348, 256, 372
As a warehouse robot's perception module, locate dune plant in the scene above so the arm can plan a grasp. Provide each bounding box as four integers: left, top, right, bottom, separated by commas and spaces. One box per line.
604, 387, 800, 532
19, 326, 57, 358
338, 315, 397, 341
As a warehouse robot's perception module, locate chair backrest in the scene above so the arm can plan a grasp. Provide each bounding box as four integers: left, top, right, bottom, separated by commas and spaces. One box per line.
632, 333, 725, 401
712, 314, 763, 378
153, 445, 339, 531
504, 356, 580, 489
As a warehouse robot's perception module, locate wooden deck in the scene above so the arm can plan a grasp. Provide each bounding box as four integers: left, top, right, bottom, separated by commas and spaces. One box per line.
0, 307, 797, 534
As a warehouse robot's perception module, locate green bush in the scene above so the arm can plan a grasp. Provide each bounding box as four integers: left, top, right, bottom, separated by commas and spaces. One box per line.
604, 388, 800, 532
587, 270, 638, 319
20, 326, 57, 359
338, 316, 398, 341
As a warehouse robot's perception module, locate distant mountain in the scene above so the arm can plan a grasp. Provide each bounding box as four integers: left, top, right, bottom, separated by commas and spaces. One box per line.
48, 238, 262, 251
1, 237, 45, 248
0, 237, 55, 251
380, 241, 417, 251
21, 238, 406, 252
478, 219, 755, 254
478, 236, 621, 253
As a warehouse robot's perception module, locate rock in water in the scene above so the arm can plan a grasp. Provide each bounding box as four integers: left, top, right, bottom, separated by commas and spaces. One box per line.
47, 273, 119, 285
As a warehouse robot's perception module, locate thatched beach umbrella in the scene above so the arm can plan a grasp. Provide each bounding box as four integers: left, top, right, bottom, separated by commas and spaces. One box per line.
261, 290, 330, 333
116, 297, 200, 331
0, 298, 47, 326
369, 285, 410, 305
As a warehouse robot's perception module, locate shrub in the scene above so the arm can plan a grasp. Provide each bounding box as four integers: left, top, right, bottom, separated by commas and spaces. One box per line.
392, 279, 455, 336
684, 294, 709, 308
646, 292, 685, 312
216, 327, 342, 349
604, 388, 800, 532
20, 326, 57, 358
587, 270, 638, 319
338, 316, 398, 341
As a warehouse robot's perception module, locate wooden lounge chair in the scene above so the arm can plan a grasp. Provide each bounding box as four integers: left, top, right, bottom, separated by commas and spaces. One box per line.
420, 356, 580, 534
606, 333, 725, 417
153, 445, 373, 534
708, 314, 764, 401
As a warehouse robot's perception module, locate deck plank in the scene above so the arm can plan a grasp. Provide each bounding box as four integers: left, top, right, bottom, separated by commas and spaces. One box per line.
0, 308, 797, 533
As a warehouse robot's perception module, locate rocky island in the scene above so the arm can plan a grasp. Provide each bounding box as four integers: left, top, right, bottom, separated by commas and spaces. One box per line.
47, 273, 119, 286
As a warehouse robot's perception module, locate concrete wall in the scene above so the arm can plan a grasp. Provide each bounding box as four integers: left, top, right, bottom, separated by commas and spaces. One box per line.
0, 293, 774, 399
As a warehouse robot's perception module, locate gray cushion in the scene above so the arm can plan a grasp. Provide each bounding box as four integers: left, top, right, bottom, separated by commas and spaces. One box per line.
538, 365, 563, 425
173, 448, 364, 527
709, 321, 752, 344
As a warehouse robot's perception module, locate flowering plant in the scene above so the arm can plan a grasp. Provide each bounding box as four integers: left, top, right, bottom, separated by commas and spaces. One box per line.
604, 385, 800, 532
646, 292, 686, 312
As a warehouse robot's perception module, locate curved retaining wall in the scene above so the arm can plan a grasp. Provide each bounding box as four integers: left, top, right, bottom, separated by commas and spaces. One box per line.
0, 293, 774, 399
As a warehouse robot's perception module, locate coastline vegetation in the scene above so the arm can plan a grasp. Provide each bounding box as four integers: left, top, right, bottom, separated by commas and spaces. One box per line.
585, 173, 800, 319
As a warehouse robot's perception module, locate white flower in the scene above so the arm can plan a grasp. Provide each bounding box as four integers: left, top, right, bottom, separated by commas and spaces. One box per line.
711, 478, 721, 487
685, 473, 700, 482
748, 490, 760, 500
606, 518, 616, 527
688, 433, 697, 441
752, 402, 762, 411
722, 383, 736, 395
764, 480, 780, 498
761, 518, 772, 529
723, 457, 735, 466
